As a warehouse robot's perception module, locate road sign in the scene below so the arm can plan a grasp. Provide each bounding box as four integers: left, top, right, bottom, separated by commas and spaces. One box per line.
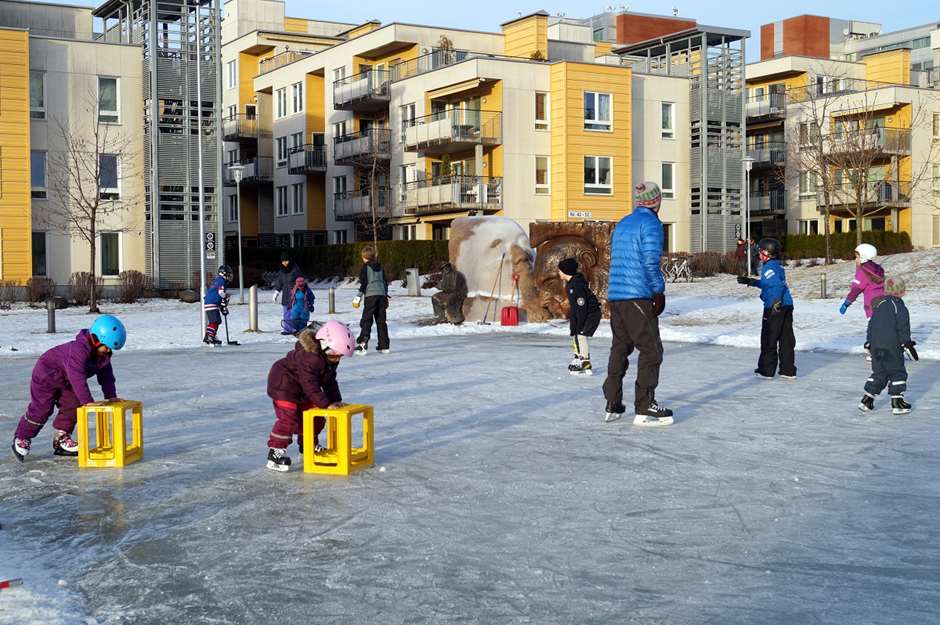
205, 232, 217, 260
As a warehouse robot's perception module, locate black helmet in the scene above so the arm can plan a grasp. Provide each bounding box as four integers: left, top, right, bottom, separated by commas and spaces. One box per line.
758, 238, 782, 259
218, 264, 234, 281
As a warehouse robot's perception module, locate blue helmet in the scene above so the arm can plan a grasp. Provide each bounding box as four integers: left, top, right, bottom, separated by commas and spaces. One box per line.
89, 315, 127, 351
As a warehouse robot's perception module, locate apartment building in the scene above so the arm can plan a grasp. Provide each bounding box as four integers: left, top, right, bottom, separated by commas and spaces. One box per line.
746, 15, 940, 247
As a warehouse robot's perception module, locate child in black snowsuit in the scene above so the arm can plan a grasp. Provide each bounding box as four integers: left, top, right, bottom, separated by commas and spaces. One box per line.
859, 291, 918, 415
558, 258, 601, 376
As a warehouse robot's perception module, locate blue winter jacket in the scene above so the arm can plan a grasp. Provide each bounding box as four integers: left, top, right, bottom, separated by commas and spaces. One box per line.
607, 207, 666, 301
204, 276, 227, 307
754, 259, 794, 309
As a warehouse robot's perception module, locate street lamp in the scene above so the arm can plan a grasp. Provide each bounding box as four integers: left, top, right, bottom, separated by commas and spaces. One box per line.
742, 155, 755, 276
229, 163, 245, 304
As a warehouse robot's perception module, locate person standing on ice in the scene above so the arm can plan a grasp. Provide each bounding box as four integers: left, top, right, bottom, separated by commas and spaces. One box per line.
353, 246, 390, 355
602, 181, 674, 427
839, 243, 885, 358
558, 257, 601, 376
283, 275, 316, 335
265, 322, 354, 472
203, 264, 232, 346
273, 252, 304, 335
11, 315, 127, 462
737, 238, 797, 380
858, 278, 917, 415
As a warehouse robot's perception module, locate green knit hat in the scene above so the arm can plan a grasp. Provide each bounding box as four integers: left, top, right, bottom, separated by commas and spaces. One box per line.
885, 276, 906, 298
634, 181, 662, 210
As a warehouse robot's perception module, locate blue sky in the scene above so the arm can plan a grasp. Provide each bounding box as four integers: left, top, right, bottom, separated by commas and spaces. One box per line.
34, 0, 940, 62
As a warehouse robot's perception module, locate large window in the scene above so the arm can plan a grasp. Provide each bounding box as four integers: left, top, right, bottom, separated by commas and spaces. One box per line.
535, 156, 550, 194
226, 60, 237, 89
333, 229, 348, 244
29, 71, 45, 120
98, 77, 119, 123
933, 113, 940, 141
661, 102, 674, 139
661, 162, 675, 199
100, 232, 120, 276
290, 132, 303, 151
333, 66, 346, 83
291, 182, 304, 215
332, 175, 347, 198
583, 156, 612, 195
291, 82, 303, 114
99, 154, 119, 199
583, 92, 611, 131
275, 87, 287, 118
276, 186, 288, 216
799, 219, 820, 235
333, 120, 347, 138
31, 232, 47, 276
31, 150, 46, 198
799, 171, 818, 197
275, 136, 288, 167
227, 195, 238, 222
535, 92, 549, 130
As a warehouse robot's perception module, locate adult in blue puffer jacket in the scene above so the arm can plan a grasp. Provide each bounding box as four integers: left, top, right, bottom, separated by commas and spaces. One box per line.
602, 182, 673, 427
737, 238, 797, 379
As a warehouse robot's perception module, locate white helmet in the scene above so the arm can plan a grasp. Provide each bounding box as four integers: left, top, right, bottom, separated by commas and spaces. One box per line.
855, 243, 877, 263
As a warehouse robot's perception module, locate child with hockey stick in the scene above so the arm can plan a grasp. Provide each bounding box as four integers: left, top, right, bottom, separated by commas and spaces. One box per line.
11, 315, 127, 462
203, 264, 233, 346
859, 279, 918, 415
353, 246, 390, 355
264, 321, 356, 472
558, 257, 602, 376
737, 238, 797, 380
282, 276, 316, 335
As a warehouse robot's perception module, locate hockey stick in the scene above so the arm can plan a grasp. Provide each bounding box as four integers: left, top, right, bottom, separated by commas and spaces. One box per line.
222, 311, 240, 345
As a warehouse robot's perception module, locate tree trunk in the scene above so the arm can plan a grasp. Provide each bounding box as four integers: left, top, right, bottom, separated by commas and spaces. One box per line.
88, 237, 99, 314
822, 199, 832, 265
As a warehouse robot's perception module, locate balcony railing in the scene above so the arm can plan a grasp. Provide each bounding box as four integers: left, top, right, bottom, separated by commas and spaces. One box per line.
222, 114, 265, 142
223, 157, 273, 186
746, 93, 786, 120
748, 142, 786, 167
334, 188, 391, 221
825, 127, 911, 155
333, 128, 392, 165
749, 189, 786, 214
333, 69, 391, 112
258, 50, 312, 76
392, 48, 473, 81
402, 109, 502, 155
288, 145, 327, 174
398, 176, 503, 216
817, 180, 911, 208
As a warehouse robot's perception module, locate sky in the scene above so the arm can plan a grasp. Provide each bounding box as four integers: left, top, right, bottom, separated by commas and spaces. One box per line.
30, 0, 940, 62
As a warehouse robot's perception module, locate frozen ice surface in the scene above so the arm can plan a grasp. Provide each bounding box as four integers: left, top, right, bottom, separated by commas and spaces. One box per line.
2, 334, 940, 625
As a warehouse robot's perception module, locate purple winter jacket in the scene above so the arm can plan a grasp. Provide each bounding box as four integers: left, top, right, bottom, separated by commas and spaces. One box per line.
33, 329, 117, 405
845, 261, 886, 318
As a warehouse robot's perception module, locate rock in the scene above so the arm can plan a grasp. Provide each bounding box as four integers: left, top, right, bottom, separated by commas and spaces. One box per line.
178, 289, 199, 304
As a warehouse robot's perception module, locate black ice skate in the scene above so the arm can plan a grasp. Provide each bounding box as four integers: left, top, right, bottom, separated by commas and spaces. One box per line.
569, 358, 593, 376
203, 333, 222, 346
11, 437, 30, 462
858, 394, 875, 412
354, 343, 368, 356
754, 369, 773, 380
633, 401, 674, 427
891, 396, 912, 415
266, 448, 292, 472
52, 430, 79, 457
604, 402, 626, 423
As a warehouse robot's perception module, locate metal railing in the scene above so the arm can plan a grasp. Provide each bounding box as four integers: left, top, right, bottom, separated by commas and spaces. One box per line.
745, 93, 786, 119
222, 114, 263, 141
288, 145, 327, 174
333, 69, 391, 110
258, 50, 313, 76
749, 189, 786, 214
817, 180, 911, 207
747, 142, 786, 166
788, 77, 916, 103
402, 109, 502, 153
223, 157, 273, 185
825, 127, 911, 155
398, 176, 502, 216
334, 188, 392, 221
391, 48, 546, 82
333, 128, 392, 164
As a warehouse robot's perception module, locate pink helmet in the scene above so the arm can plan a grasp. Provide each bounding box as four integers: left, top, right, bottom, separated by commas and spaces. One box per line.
315, 320, 355, 357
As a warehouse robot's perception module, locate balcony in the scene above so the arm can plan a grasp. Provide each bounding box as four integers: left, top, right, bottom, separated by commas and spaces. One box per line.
402, 109, 502, 156
288, 145, 327, 175
392, 48, 472, 81
222, 114, 266, 142
748, 142, 786, 168
748, 189, 786, 215
817, 180, 911, 209
333, 128, 392, 166
746, 93, 785, 121
334, 188, 391, 221
223, 157, 273, 186
399, 176, 502, 216
333, 69, 391, 113
825, 127, 911, 156
258, 50, 312, 76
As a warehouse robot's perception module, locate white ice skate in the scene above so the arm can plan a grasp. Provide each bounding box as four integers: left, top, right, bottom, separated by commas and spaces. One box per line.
53, 430, 79, 457
569, 358, 593, 376
266, 448, 292, 472
633, 414, 674, 427
354, 343, 368, 356
11, 437, 30, 462
377, 348, 391, 354
604, 403, 625, 423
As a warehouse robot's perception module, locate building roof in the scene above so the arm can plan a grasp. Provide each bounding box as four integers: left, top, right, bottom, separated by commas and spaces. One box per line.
613, 24, 750, 56
500, 10, 549, 28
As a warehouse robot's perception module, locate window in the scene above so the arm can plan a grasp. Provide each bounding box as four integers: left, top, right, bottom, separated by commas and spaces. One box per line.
662, 223, 673, 253
933, 215, 940, 247
275, 137, 288, 167
227, 149, 239, 165
290, 132, 303, 151
933, 164, 940, 193
29, 71, 45, 120
97, 77, 119, 123
583, 156, 612, 195
333, 229, 348, 244
99, 154, 119, 199
535, 156, 550, 194
226, 60, 237, 89
227, 195, 238, 222
933, 113, 940, 141
535, 92, 549, 130
227, 104, 237, 120
275, 87, 287, 118
583, 92, 611, 131
332, 175, 347, 197
276, 186, 288, 216
32, 232, 47, 276
661, 162, 675, 199
661, 102, 674, 139
333, 66, 346, 83
291, 183, 304, 215
100, 233, 120, 276
333, 120, 347, 139
31, 150, 46, 198
593, 27, 604, 42
799, 220, 819, 235
291, 81, 303, 114
913, 36, 930, 49
799, 171, 817, 197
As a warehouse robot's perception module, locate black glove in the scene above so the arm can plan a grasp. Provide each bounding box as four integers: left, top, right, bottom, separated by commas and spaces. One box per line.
736, 275, 750, 285
903, 341, 919, 362
219, 298, 229, 316
652, 293, 665, 316
384, 296, 390, 310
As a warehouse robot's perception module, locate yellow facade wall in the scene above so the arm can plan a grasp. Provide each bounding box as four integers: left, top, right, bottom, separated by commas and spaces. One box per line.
238, 49, 274, 111
863, 49, 910, 85
283, 17, 311, 34
0, 28, 31, 283
549, 62, 632, 222
746, 72, 808, 97
594, 42, 612, 57
502, 13, 548, 59
347, 22, 380, 39
304, 73, 326, 231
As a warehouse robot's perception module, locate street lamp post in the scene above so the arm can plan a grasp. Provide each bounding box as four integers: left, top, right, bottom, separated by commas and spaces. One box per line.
743, 156, 755, 276
229, 163, 245, 304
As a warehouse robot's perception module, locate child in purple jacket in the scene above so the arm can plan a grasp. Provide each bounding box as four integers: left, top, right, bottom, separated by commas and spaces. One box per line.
12, 315, 127, 462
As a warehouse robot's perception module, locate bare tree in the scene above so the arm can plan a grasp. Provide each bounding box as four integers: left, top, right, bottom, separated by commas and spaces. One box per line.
44, 92, 140, 313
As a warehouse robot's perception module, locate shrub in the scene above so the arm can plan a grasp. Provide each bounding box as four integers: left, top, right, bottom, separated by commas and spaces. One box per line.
69, 272, 102, 306
682, 252, 741, 278
27, 277, 56, 303
117, 270, 150, 303
0, 281, 17, 309
780, 231, 912, 260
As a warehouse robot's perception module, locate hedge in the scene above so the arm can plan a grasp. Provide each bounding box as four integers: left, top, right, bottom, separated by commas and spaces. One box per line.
780, 231, 912, 260
241, 240, 450, 283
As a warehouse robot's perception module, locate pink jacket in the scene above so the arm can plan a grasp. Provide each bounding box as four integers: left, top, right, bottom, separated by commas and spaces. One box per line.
845, 261, 885, 318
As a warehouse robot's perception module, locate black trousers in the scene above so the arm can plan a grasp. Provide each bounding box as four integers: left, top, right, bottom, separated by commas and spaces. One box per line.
865, 346, 907, 397
603, 300, 664, 413
357, 295, 389, 350
757, 306, 796, 377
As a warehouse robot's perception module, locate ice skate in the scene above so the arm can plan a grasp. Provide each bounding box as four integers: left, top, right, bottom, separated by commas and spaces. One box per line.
779, 374, 797, 381
634, 402, 674, 427
377, 348, 391, 354
604, 402, 626, 423
11, 437, 30, 462
266, 447, 292, 472
754, 369, 773, 380
52, 430, 79, 457
569, 358, 593, 376
354, 343, 368, 356
858, 394, 875, 412
891, 396, 912, 415
203, 333, 222, 346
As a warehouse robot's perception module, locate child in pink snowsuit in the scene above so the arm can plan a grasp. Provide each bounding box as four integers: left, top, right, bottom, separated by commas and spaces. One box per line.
840, 243, 886, 319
